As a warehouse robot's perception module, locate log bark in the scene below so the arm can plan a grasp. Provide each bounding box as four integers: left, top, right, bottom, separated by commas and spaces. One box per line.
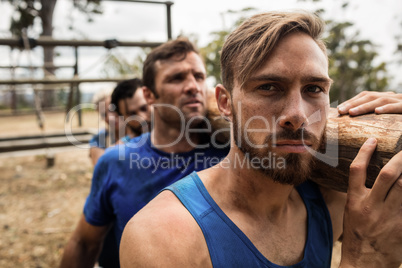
206, 91, 402, 192
311, 109, 401, 192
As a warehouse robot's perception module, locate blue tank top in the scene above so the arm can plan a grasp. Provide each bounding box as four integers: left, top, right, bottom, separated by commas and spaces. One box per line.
165, 172, 333, 268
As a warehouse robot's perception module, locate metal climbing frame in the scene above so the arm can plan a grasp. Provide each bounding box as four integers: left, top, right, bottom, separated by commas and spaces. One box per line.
0, 0, 174, 126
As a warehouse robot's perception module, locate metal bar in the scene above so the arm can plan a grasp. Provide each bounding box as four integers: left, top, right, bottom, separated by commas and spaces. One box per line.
0, 65, 74, 69
112, 0, 173, 5
0, 133, 94, 153
0, 77, 133, 85
0, 37, 163, 48
73, 47, 82, 127
166, 1, 173, 39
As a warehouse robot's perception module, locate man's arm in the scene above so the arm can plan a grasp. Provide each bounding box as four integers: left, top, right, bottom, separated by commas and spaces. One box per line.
60, 214, 110, 268
120, 191, 211, 267
319, 187, 347, 243
339, 139, 402, 267
337, 91, 402, 115
89, 147, 105, 166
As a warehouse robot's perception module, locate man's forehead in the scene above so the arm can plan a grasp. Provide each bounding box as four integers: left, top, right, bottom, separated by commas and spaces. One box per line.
236, 33, 329, 88
154, 52, 205, 75
130, 90, 147, 104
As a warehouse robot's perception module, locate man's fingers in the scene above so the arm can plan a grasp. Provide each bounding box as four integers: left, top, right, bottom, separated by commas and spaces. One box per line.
347, 99, 385, 116
337, 91, 376, 114
375, 103, 402, 114
383, 176, 402, 213
337, 91, 398, 115
368, 150, 402, 204
348, 138, 377, 194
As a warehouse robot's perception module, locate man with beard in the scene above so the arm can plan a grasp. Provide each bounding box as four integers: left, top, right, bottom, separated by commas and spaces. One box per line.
120, 11, 402, 267
60, 38, 229, 268
89, 79, 150, 167
111, 78, 151, 140
87, 78, 152, 268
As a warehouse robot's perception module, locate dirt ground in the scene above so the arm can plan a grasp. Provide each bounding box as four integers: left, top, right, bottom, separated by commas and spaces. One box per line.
0, 111, 99, 267
0, 111, 345, 267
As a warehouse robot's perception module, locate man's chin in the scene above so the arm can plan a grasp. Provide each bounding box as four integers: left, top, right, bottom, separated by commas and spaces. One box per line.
185, 112, 207, 125
248, 152, 314, 186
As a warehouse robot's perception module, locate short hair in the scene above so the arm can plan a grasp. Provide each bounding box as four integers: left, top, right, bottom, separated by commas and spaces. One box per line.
111, 78, 143, 115
221, 11, 327, 92
143, 37, 199, 96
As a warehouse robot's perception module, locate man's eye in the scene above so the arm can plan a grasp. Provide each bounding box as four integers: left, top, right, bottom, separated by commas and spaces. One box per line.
257, 84, 276, 91
170, 75, 183, 82
306, 85, 322, 93
194, 73, 205, 81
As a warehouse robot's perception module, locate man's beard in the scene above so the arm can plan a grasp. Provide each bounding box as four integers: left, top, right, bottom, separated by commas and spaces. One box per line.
232, 111, 325, 186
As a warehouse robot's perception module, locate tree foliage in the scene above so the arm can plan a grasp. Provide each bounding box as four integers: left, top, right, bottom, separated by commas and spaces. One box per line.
325, 20, 388, 102
199, 8, 255, 86
8, 0, 102, 36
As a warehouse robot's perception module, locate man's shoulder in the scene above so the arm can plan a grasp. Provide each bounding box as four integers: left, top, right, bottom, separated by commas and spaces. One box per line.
120, 190, 211, 267
97, 133, 152, 163
123, 190, 196, 239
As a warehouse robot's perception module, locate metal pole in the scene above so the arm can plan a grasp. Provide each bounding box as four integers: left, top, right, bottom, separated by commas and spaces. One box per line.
0, 37, 163, 48
74, 47, 82, 127
166, 1, 173, 40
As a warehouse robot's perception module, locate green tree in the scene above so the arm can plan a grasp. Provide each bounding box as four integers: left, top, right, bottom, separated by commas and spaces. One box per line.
325, 20, 388, 102
200, 8, 255, 86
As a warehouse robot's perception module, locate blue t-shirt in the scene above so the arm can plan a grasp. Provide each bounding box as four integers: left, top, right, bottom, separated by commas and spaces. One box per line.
165, 172, 333, 268
89, 129, 109, 149
84, 132, 229, 245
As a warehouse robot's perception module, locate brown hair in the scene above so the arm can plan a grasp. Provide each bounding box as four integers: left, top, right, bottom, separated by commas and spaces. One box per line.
221, 11, 327, 92
143, 37, 199, 96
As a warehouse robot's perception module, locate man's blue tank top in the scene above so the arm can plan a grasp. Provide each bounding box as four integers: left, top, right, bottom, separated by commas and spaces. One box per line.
164, 172, 333, 268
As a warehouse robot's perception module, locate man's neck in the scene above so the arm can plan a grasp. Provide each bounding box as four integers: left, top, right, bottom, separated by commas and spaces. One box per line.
150, 121, 202, 154
199, 147, 299, 220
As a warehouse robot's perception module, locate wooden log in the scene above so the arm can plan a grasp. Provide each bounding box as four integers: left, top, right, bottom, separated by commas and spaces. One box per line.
206, 90, 402, 192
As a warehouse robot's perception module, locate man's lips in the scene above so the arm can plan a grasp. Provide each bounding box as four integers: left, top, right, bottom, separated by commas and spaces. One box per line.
183, 98, 203, 107
275, 140, 312, 146
273, 140, 312, 153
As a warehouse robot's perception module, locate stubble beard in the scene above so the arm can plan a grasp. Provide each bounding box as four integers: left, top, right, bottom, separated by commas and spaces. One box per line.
232, 111, 325, 186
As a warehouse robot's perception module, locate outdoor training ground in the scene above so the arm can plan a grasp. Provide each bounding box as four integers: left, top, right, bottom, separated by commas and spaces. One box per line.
0, 110, 353, 267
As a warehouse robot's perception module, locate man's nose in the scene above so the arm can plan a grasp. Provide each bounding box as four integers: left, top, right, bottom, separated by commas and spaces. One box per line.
183, 75, 201, 94
278, 93, 308, 131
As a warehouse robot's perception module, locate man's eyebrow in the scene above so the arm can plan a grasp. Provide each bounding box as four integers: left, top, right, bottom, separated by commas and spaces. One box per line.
248, 74, 333, 84
165, 71, 186, 80
301, 76, 333, 84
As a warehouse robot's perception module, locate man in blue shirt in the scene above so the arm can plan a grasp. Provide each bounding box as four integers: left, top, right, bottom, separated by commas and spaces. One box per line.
89, 78, 152, 268
60, 38, 229, 268
89, 78, 151, 166
120, 11, 402, 267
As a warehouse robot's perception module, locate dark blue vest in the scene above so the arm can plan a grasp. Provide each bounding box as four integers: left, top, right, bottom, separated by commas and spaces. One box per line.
165, 172, 333, 268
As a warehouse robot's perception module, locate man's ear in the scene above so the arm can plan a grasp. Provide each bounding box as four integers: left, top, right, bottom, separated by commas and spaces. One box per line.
215, 84, 232, 121
142, 86, 156, 105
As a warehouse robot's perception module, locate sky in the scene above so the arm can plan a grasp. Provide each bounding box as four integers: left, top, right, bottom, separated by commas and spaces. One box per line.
0, 0, 401, 93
